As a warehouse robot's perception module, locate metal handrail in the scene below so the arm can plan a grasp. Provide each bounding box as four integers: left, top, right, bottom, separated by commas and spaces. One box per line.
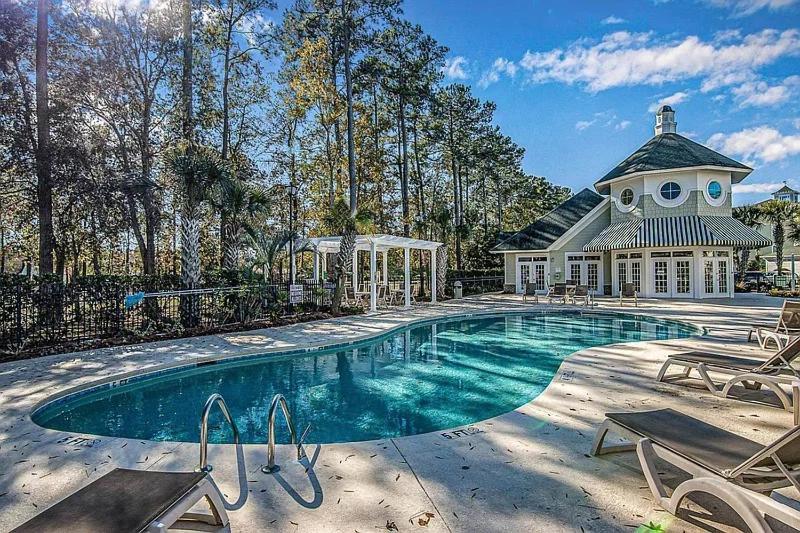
197, 393, 240, 473
261, 393, 305, 474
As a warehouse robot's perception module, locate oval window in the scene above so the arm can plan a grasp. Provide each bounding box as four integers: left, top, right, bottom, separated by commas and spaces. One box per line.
660, 182, 681, 201
707, 181, 722, 200
620, 188, 634, 206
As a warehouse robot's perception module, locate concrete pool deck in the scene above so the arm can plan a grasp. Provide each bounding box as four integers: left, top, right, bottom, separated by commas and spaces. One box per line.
0, 293, 796, 532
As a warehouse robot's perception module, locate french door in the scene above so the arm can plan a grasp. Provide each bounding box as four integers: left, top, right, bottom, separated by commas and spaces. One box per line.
702, 251, 731, 297
516, 257, 549, 293
615, 252, 642, 294
565, 254, 603, 293
651, 251, 693, 298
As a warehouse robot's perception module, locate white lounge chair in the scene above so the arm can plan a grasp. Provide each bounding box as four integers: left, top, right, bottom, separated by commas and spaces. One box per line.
749, 300, 800, 350
657, 336, 800, 411
592, 408, 800, 532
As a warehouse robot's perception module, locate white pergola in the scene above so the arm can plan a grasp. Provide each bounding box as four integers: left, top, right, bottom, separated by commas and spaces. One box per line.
303, 234, 443, 312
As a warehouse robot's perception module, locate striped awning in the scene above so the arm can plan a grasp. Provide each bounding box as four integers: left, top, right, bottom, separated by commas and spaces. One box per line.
584, 216, 771, 252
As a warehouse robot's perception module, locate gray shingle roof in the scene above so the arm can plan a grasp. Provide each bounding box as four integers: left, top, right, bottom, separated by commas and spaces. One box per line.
594, 133, 751, 194
492, 188, 606, 252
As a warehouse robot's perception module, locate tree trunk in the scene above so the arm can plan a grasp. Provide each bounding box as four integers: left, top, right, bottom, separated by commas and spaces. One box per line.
180, 204, 201, 327
447, 106, 462, 271
182, 0, 193, 143
341, 1, 357, 216
219, 11, 233, 268
36, 0, 54, 274
399, 94, 410, 237
775, 223, 785, 275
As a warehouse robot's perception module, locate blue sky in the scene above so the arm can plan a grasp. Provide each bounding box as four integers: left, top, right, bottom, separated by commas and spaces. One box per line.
402, 0, 800, 205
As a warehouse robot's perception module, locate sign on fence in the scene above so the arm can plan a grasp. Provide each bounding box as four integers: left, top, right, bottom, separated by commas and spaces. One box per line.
289, 284, 304, 304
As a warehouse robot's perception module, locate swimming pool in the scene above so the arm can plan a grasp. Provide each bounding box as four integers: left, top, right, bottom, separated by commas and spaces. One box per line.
32, 311, 698, 444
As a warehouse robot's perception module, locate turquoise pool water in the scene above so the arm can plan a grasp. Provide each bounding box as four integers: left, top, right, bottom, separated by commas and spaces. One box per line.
33, 312, 698, 444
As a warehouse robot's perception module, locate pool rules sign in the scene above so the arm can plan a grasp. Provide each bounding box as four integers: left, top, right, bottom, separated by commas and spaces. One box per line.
289, 284, 303, 304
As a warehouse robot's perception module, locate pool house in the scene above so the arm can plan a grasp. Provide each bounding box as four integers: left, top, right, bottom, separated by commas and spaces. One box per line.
492, 106, 771, 299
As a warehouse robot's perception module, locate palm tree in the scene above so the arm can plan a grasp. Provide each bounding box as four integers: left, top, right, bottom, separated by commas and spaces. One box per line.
323, 198, 373, 313
733, 205, 762, 278
759, 200, 797, 275
211, 179, 271, 270
170, 144, 229, 326
245, 230, 292, 283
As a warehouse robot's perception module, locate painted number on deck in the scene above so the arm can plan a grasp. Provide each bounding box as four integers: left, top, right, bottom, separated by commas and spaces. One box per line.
441, 426, 483, 439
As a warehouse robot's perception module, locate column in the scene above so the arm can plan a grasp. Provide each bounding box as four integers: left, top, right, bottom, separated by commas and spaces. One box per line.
352, 249, 358, 291
404, 247, 411, 309
370, 242, 377, 312
313, 252, 319, 281
382, 250, 389, 286
290, 251, 296, 284
431, 248, 437, 304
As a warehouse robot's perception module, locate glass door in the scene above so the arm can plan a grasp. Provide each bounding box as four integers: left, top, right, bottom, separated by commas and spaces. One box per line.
673, 258, 692, 296
653, 259, 669, 295
517, 263, 531, 294
533, 263, 547, 292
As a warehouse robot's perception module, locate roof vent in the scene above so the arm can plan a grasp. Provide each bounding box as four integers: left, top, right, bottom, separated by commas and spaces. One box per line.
655, 105, 677, 135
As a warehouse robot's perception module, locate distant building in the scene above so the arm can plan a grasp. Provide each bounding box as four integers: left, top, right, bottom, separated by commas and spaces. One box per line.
492, 106, 771, 299
756, 182, 800, 273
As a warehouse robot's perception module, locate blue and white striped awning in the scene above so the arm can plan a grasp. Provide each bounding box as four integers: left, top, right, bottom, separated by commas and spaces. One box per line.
584, 216, 771, 252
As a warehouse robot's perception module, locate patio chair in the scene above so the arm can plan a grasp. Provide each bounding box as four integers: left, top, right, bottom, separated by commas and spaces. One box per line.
11, 468, 228, 533
522, 282, 538, 304
546, 283, 567, 304
749, 300, 800, 350
619, 283, 638, 307
591, 408, 800, 532
572, 285, 592, 306
656, 336, 800, 411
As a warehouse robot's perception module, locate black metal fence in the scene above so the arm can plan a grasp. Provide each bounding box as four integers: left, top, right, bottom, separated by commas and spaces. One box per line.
447, 270, 505, 296
1, 279, 334, 355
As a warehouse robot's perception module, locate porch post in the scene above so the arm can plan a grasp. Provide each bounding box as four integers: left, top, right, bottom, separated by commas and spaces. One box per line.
370, 242, 377, 312
352, 248, 358, 291
404, 247, 411, 309
382, 250, 388, 285
431, 248, 437, 303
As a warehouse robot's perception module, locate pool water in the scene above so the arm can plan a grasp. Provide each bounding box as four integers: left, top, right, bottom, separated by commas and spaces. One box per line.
33, 312, 698, 444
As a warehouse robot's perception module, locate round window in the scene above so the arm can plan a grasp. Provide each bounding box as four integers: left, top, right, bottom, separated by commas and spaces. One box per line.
620, 188, 634, 206
707, 181, 722, 200
660, 181, 681, 201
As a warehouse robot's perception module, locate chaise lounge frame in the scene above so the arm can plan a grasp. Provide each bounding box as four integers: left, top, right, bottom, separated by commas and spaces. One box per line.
657, 336, 800, 411
592, 409, 800, 532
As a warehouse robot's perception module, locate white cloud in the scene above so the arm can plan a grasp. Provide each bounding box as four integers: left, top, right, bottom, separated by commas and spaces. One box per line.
478, 57, 518, 88
733, 182, 790, 194
616, 120, 632, 130
517, 29, 800, 92
601, 15, 626, 25
575, 120, 595, 131
731, 75, 800, 107
707, 126, 800, 164
647, 90, 691, 112
443, 56, 469, 80
705, 0, 799, 16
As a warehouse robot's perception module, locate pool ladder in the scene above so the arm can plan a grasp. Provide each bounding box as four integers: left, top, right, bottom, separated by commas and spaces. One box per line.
261, 393, 311, 474
197, 393, 240, 472
196, 393, 310, 474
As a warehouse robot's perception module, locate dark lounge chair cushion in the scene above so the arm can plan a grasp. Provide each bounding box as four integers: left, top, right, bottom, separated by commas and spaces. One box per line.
606, 409, 768, 475
12, 468, 207, 533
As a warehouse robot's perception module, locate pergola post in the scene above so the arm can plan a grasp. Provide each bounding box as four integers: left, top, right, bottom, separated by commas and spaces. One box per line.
290, 252, 296, 284
431, 248, 437, 303
382, 250, 388, 286
370, 241, 377, 312
352, 249, 358, 291
404, 247, 411, 309
313, 251, 319, 281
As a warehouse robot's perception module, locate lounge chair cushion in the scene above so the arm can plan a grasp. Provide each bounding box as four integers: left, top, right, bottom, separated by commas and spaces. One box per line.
606, 409, 767, 475
12, 468, 207, 533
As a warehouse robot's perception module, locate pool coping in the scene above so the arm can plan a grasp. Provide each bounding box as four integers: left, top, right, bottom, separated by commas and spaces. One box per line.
28, 306, 704, 444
